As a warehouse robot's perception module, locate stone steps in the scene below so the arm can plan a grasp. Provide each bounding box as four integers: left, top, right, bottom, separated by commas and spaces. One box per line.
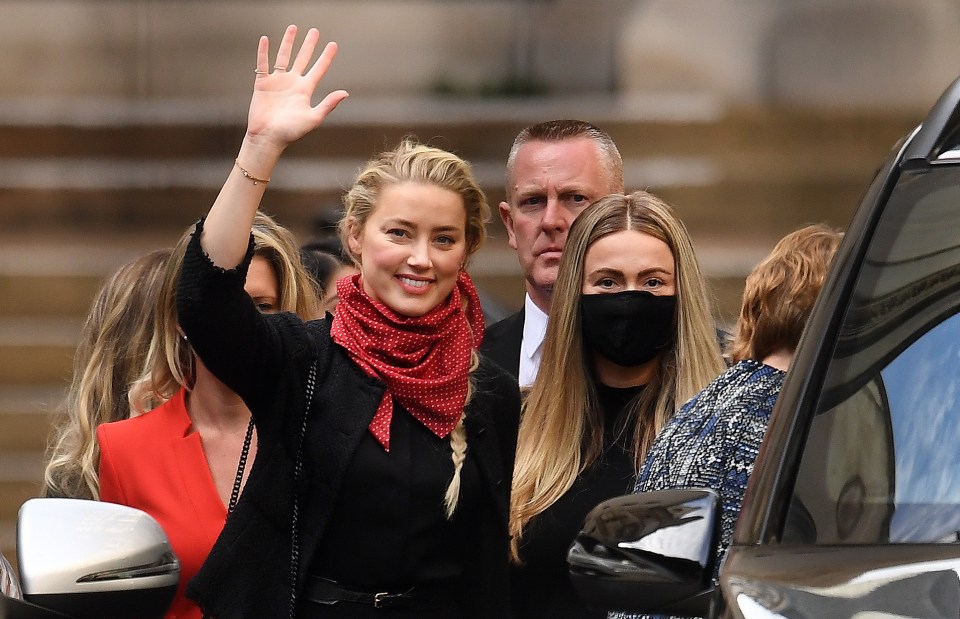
0, 103, 921, 566
0, 452, 44, 562
0, 389, 62, 451
0, 107, 919, 233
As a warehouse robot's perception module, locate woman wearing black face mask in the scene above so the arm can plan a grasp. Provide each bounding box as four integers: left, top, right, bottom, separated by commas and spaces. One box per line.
509, 191, 726, 618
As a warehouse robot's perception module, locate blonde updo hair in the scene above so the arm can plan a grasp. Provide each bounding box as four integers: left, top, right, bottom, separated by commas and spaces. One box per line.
339, 139, 490, 268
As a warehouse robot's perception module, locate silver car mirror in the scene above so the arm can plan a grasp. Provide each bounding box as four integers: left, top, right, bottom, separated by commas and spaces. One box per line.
17, 498, 179, 619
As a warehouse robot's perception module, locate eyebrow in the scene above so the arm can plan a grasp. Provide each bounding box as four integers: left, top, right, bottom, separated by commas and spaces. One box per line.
515, 184, 593, 198
512, 188, 544, 202
588, 267, 622, 276
557, 185, 592, 195
587, 266, 673, 278
382, 218, 463, 234
382, 217, 417, 228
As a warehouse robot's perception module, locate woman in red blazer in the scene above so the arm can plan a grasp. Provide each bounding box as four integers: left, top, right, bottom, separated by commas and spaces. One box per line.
98, 213, 319, 619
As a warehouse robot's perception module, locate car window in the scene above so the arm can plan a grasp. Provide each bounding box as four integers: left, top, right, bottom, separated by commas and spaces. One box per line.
784, 166, 960, 545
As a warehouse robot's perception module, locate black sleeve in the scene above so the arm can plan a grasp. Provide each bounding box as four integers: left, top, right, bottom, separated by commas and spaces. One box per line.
175, 219, 316, 419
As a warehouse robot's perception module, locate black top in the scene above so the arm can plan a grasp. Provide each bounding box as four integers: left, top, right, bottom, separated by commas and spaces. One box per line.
512, 382, 642, 618
312, 402, 480, 590
177, 221, 522, 619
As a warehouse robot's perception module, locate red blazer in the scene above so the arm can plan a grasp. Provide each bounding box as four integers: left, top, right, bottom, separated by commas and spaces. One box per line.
98, 388, 226, 619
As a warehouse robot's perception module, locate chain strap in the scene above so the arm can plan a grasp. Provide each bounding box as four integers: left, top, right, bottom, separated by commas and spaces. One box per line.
288, 360, 317, 619
204, 361, 316, 619
228, 417, 256, 514
201, 412, 256, 619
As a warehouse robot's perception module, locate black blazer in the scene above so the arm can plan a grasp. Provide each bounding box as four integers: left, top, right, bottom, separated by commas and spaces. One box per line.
178, 225, 520, 619
480, 309, 524, 381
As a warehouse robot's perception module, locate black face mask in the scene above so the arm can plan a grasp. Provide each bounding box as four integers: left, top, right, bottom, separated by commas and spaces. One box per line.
580, 291, 677, 367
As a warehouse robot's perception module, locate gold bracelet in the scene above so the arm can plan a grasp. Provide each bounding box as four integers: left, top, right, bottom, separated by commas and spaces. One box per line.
235, 159, 270, 185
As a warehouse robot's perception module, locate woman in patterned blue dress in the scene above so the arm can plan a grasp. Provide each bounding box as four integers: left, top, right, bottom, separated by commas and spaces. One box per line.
611, 223, 842, 619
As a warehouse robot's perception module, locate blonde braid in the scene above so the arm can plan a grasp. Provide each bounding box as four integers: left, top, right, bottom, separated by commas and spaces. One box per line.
443, 350, 479, 518
443, 413, 468, 519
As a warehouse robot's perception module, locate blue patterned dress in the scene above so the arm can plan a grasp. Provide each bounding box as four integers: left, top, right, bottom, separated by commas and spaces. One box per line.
609, 360, 785, 619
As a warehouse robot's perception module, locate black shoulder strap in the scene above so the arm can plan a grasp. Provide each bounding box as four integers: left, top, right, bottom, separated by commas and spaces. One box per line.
288, 360, 318, 619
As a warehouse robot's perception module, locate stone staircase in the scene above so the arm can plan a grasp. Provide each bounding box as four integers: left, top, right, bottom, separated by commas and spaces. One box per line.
0, 96, 920, 569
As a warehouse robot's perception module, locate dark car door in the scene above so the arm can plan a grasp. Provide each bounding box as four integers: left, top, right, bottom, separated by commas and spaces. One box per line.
725, 78, 960, 619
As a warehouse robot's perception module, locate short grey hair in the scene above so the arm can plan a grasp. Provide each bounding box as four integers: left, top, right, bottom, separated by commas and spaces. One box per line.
504, 119, 623, 197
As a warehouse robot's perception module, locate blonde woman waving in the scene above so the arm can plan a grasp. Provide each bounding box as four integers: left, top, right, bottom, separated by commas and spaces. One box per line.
177, 26, 520, 619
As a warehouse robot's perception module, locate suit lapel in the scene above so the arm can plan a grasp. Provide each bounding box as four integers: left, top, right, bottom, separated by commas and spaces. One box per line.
481, 309, 524, 380
465, 400, 510, 526
295, 352, 385, 577
164, 390, 230, 522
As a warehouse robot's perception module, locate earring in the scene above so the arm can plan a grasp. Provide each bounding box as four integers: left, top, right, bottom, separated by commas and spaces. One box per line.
179, 334, 195, 390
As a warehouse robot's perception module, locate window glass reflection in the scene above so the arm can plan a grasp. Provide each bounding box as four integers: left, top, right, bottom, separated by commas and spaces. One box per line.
784, 167, 960, 545
882, 313, 960, 542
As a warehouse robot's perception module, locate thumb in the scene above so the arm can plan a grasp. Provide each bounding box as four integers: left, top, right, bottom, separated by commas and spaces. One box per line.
313, 90, 349, 121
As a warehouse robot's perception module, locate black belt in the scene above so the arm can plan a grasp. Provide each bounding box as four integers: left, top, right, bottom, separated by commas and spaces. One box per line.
303, 576, 438, 609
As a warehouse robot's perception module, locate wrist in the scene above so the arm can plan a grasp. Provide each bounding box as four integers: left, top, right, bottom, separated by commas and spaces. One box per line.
242, 130, 288, 154
236, 136, 285, 182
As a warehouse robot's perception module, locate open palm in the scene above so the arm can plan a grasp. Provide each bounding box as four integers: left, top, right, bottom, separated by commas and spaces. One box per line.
245, 25, 349, 150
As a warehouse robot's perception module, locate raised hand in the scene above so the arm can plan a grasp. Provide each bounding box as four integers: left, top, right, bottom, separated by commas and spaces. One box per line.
245, 25, 349, 153
202, 25, 348, 269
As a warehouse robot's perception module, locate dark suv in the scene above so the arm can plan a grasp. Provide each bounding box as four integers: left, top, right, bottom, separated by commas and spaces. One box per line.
569, 76, 960, 618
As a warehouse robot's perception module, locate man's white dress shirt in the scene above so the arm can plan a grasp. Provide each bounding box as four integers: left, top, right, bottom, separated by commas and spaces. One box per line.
518, 294, 549, 388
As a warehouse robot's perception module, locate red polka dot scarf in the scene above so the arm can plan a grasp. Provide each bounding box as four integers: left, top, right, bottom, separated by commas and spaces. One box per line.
330, 271, 485, 451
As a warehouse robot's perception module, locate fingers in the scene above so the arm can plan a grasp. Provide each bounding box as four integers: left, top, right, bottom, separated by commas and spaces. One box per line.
273, 24, 298, 71
291, 28, 321, 75
269, 26, 332, 78
252, 24, 347, 125
306, 41, 339, 85
255, 35, 270, 77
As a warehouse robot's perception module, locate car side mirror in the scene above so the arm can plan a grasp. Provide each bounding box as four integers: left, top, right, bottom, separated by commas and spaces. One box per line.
568, 489, 720, 617
17, 498, 179, 619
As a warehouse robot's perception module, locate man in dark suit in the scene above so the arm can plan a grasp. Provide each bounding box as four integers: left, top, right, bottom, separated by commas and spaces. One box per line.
481, 120, 624, 386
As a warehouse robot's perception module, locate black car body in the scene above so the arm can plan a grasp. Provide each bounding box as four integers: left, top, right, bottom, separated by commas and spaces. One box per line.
569, 76, 960, 618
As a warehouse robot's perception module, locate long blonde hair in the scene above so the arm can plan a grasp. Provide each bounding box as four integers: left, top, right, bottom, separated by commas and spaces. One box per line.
509, 191, 725, 558
133, 212, 321, 414
341, 139, 490, 517
44, 249, 172, 499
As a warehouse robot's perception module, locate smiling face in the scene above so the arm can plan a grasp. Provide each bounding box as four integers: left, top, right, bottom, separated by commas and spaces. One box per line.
500, 137, 616, 311
347, 181, 467, 317
582, 229, 676, 297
